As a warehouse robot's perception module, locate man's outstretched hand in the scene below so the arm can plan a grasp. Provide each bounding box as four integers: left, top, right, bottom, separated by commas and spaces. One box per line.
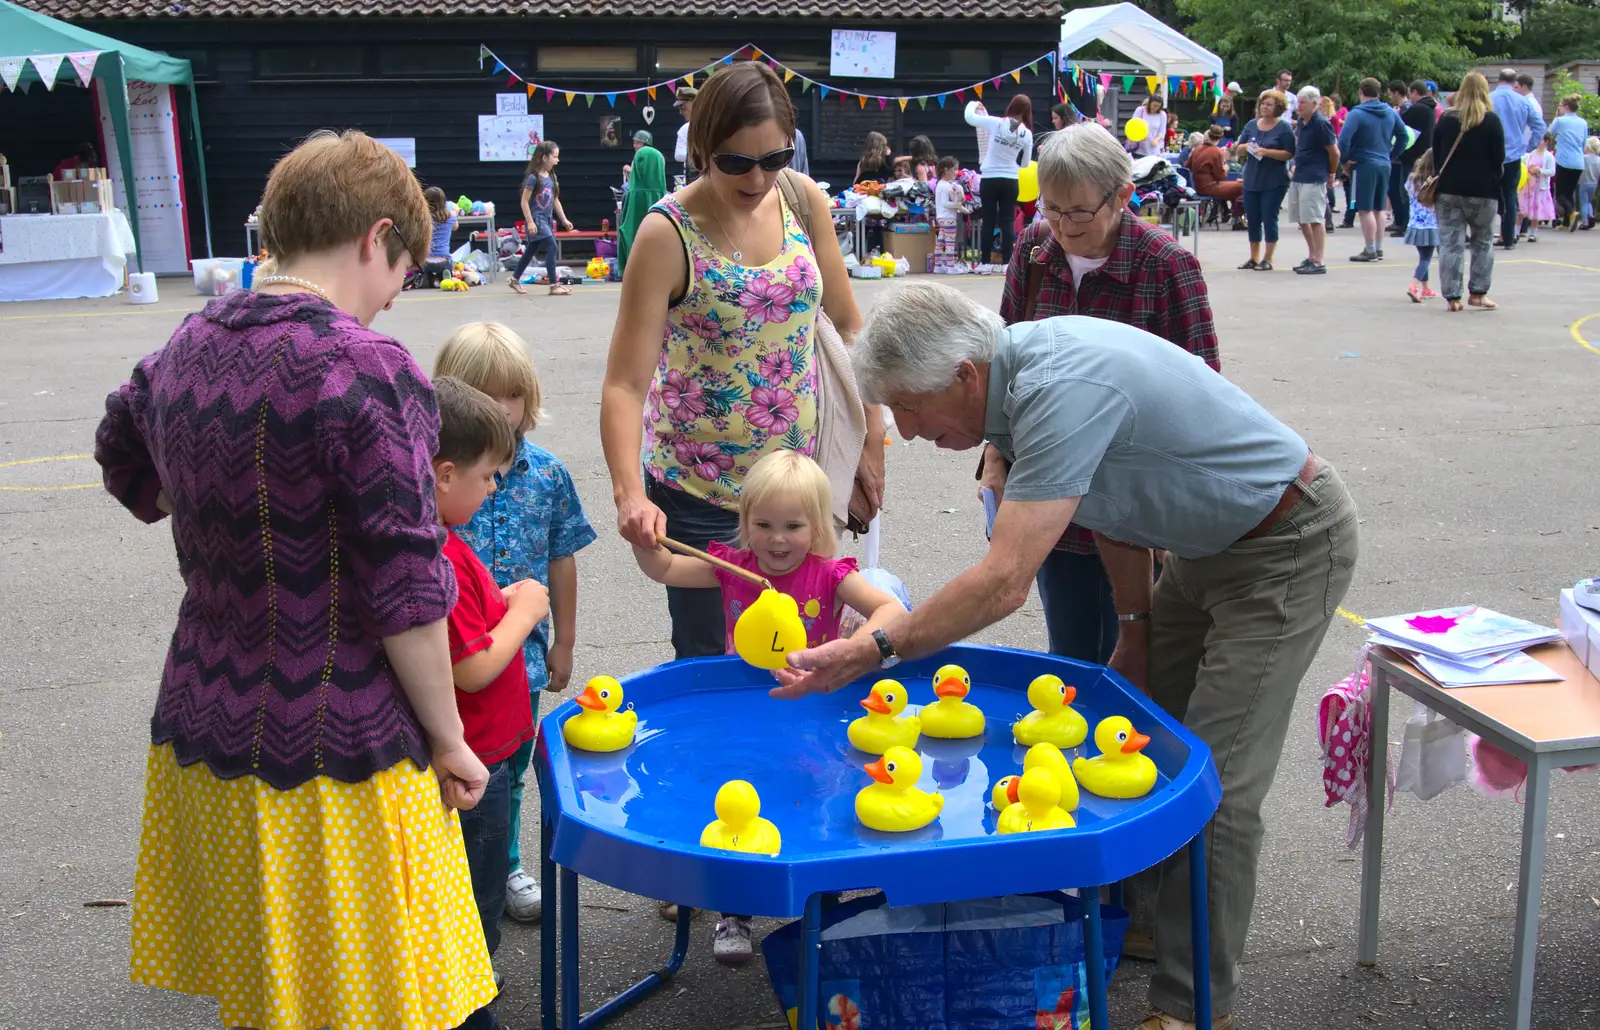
769, 636, 880, 699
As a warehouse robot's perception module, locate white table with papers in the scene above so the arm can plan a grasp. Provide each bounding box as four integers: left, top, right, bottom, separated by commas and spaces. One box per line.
1357, 639, 1600, 1030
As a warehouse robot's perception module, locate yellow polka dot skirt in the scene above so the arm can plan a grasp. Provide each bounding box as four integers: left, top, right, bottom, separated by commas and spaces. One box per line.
130, 744, 497, 1030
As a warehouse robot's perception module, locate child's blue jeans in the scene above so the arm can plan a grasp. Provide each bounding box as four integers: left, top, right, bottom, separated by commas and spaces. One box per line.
1581, 183, 1596, 224
459, 759, 513, 955
1414, 244, 1434, 282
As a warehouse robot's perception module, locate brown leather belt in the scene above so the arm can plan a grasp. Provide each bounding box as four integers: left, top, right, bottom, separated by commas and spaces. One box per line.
1240, 453, 1319, 540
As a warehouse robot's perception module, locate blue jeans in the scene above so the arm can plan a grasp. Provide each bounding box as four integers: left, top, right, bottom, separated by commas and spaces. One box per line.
1389, 159, 1412, 227
1499, 161, 1522, 245
1243, 186, 1287, 244
459, 759, 513, 957
1036, 549, 1118, 664
1581, 183, 1596, 224
513, 219, 558, 283
648, 477, 740, 659
1413, 245, 1434, 282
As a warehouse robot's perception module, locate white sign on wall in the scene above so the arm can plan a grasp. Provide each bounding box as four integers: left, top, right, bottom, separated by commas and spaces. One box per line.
496, 92, 528, 116
96, 77, 190, 273
376, 137, 417, 168
478, 114, 544, 162
830, 29, 896, 79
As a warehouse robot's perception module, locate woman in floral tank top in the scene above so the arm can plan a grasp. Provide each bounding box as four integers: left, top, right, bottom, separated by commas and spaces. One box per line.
602, 61, 884, 660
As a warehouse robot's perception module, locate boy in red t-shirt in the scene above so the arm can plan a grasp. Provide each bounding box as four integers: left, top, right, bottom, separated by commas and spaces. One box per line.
432, 377, 550, 1018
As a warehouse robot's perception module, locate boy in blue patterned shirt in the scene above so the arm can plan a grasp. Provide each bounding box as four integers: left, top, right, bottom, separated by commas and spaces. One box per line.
436, 323, 597, 924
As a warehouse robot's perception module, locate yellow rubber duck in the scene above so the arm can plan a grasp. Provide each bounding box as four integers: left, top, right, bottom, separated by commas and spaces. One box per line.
847, 679, 921, 754
919, 664, 986, 739
1022, 742, 1080, 812
856, 745, 943, 832
1072, 716, 1157, 799
997, 767, 1076, 833
699, 780, 781, 856
990, 774, 1020, 810
731, 588, 809, 670
561, 675, 638, 753
1012, 674, 1088, 748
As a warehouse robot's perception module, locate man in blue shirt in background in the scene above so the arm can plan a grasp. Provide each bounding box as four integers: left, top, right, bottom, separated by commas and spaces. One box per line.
1490, 68, 1547, 249
1338, 77, 1405, 262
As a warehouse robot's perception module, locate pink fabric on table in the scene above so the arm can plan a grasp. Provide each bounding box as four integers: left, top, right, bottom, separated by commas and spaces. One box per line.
1319, 654, 1395, 848
707, 542, 858, 654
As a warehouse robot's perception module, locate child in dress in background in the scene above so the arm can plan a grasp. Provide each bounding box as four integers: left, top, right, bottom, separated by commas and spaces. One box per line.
934, 156, 966, 274
630, 450, 904, 964
1404, 149, 1439, 303
435, 322, 597, 931
1518, 133, 1557, 242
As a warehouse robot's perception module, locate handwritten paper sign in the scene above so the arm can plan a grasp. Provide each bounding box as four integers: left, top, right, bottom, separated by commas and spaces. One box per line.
496, 92, 528, 117
830, 29, 896, 79
479, 114, 544, 162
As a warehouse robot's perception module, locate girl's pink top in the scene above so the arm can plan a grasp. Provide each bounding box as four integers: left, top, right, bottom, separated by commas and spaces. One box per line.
707, 542, 859, 653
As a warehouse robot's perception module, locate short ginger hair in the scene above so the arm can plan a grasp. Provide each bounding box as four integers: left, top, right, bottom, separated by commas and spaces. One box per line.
258, 129, 428, 269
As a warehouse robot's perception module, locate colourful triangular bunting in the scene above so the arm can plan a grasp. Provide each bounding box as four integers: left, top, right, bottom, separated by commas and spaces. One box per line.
66, 50, 100, 87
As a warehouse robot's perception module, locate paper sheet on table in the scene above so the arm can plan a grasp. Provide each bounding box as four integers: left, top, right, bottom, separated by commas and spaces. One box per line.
1368, 633, 1511, 669
1365, 605, 1560, 660
1410, 649, 1562, 687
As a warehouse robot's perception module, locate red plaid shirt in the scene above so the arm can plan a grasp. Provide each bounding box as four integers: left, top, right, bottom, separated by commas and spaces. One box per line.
998, 213, 1222, 553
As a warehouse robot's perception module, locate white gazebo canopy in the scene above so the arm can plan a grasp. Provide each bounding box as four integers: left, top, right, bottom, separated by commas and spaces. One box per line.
1059, 3, 1224, 87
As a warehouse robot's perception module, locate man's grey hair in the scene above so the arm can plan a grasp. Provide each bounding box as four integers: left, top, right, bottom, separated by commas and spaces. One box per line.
1499, 68, 1517, 83
1037, 122, 1133, 198
853, 283, 1003, 402
1297, 84, 1321, 105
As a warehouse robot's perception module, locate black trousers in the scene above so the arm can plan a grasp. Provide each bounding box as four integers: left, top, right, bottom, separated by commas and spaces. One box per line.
1389, 159, 1413, 229
979, 176, 1020, 263
1499, 161, 1522, 245
1555, 165, 1582, 224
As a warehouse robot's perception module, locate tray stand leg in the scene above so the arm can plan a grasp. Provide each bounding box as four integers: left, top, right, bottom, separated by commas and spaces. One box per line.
796, 893, 823, 1030
1509, 754, 1551, 1030
1358, 664, 1392, 965
540, 807, 558, 1030
560, 865, 581, 1030
1189, 829, 1212, 1029
1082, 886, 1111, 1030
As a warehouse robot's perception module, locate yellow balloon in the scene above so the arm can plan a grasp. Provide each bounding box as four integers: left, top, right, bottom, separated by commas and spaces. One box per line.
732, 589, 808, 669
1125, 118, 1149, 143
1018, 162, 1040, 203
1518, 159, 1528, 191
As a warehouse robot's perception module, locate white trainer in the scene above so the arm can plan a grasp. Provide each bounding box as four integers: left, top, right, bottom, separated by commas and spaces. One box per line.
712, 914, 754, 966
505, 868, 542, 923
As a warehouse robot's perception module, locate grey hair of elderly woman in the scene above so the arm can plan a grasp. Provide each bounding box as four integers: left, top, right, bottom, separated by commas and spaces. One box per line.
1036, 122, 1133, 199
853, 282, 1004, 402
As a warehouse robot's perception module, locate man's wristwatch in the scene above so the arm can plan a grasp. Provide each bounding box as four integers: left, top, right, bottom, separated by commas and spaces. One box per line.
1117, 611, 1152, 623
871, 628, 901, 669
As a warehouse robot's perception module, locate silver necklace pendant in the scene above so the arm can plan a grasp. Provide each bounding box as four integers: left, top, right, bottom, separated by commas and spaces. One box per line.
731, 249, 743, 262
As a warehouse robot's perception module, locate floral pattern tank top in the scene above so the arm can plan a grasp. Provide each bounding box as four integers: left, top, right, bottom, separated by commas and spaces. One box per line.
644, 193, 820, 511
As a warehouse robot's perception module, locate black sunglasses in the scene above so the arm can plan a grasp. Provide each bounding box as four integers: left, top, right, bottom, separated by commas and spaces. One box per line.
710, 147, 796, 177
389, 220, 423, 270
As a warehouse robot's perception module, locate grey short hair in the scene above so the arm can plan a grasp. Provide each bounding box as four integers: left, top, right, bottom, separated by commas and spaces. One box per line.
1297, 84, 1321, 105
1037, 123, 1133, 198
853, 282, 1003, 402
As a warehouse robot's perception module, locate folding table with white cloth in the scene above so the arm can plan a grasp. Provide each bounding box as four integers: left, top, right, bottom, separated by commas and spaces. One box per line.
0, 210, 136, 302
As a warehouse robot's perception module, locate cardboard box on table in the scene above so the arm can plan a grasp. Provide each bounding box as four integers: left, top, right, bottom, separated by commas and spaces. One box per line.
1559, 588, 1600, 666
884, 224, 934, 273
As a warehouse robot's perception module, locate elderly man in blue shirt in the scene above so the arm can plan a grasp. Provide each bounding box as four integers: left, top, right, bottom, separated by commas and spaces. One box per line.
1490, 68, 1548, 248
774, 282, 1359, 1030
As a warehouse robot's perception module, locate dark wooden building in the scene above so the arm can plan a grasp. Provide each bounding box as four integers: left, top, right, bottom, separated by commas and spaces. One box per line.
6, 0, 1063, 255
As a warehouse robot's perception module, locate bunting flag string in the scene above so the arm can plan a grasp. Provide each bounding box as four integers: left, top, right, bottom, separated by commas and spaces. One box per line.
477, 43, 1056, 111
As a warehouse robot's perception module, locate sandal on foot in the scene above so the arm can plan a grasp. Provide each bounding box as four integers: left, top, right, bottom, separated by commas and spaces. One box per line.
1257, 260, 1273, 271
1136, 1010, 1236, 1030
548, 284, 572, 296
507, 280, 527, 295
1468, 294, 1498, 310
1237, 258, 1259, 270
1446, 299, 1464, 312
1407, 282, 1423, 303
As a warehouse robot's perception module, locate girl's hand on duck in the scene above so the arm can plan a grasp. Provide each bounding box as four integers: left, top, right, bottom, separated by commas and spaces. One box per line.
769, 636, 878, 699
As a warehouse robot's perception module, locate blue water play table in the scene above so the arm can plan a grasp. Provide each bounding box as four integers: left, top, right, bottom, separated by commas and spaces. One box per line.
535, 644, 1222, 1030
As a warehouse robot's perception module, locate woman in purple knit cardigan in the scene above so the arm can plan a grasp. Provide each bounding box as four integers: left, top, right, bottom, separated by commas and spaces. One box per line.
95, 131, 498, 1030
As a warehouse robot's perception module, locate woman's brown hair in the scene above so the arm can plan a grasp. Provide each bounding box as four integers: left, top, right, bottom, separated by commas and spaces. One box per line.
859, 131, 889, 169
1004, 93, 1034, 130
424, 186, 449, 224
687, 61, 796, 171
524, 140, 558, 180
259, 129, 427, 269
1215, 94, 1234, 115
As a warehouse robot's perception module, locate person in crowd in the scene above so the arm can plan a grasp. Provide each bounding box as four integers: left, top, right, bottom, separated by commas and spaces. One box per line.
1177, 131, 1205, 168
1550, 95, 1589, 230
622, 129, 653, 188
1432, 70, 1506, 311
1208, 93, 1241, 142
1388, 80, 1410, 112
431, 375, 546, 1030
53, 141, 98, 179
792, 127, 810, 175
854, 131, 893, 184
1275, 68, 1294, 96
992, 122, 1220, 678
1339, 77, 1406, 262
1490, 68, 1546, 249
509, 141, 574, 296
1517, 132, 1557, 241
437, 324, 596, 935
965, 95, 1035, 270
908, 134, 939, 181
423, 186, 458, 287
1580, 136, 1600, 230
96, 128, 496, 1030
601, 64, 885, 962
1403, 148, 1440, 303
1051, 102, 1079, 131
1289, 85, 1339, 274
673, 85, 699, 180
775, 282, 1356, 1030
1128, 95, 1169, 158
934, 155, 966, 273
1188, 125, 1244, 226
1321, 95, 1348, 228
1237, 89, 1296, 270
618, 143, 667, 274
1392, 80, 1441, 238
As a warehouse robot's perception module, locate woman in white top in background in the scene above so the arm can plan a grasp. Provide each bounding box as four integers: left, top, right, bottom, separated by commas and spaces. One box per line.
965, 94, 1035, 270
1128, 95, 1169, 157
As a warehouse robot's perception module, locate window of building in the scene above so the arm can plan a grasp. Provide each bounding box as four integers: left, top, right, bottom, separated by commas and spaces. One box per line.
654, 47, 738, 73
377, 43, 485, 78
898, 48, 991, 79
769, 51, 827, 75
257, 46, 364, 78
536, 47, 637, 73
161, 48, 215, 81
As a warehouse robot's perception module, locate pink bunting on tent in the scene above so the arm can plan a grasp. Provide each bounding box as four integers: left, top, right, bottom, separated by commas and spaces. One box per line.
877, 97, 887, 110
66, 51, 100, 87
545, 89, 555, 101
992, 77, 1002, 89
1099, 72, 1112, 88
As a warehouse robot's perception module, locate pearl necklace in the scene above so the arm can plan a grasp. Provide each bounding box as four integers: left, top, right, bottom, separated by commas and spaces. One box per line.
255, 275, 332, 302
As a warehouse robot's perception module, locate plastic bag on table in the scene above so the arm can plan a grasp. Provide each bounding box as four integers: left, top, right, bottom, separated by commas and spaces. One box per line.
838, 515, 911, 641
893, 256, 911, 277
465, 249, 494, 274
450, 242, 471, 264
1395, 697, 1467, 800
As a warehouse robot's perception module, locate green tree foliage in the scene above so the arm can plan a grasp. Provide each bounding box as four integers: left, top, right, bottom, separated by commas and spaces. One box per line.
1508, 0, 1600, 67
1549, 69, 1600, 133
1176, 0, 1499, 96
